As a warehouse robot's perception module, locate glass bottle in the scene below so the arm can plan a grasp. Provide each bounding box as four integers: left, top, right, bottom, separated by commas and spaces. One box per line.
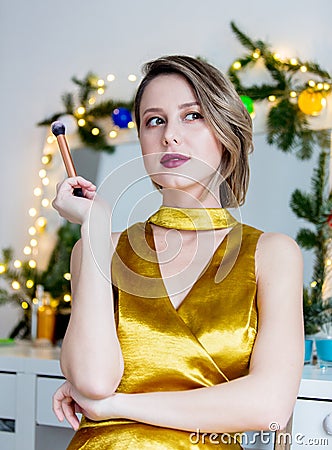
37, 292, 55, 343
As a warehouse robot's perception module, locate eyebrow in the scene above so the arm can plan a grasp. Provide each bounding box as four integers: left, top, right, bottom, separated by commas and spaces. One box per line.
142, 101, 200, 116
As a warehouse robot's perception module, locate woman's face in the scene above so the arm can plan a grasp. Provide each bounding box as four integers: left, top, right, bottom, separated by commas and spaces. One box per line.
138, 74, 223, 197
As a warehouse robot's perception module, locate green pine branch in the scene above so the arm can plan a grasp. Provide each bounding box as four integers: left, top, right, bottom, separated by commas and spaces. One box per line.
230, 22, 257, 52
296, 228, 318, 250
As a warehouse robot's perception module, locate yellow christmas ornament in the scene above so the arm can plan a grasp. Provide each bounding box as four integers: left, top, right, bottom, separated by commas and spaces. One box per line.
297, 89, 325, 116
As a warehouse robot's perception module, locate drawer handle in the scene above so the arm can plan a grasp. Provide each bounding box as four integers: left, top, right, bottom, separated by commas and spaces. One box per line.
323, 412, 332, 435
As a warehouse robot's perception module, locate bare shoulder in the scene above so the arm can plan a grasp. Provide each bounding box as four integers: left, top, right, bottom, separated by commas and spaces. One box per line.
255, 232, 303, 279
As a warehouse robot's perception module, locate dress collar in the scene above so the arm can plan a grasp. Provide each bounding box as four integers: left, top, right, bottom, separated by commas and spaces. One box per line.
147, 206, 237, 231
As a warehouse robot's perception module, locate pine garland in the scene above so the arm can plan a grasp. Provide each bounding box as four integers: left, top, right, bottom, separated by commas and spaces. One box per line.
228, 22, 331, 159
289, 144, 332, 334
0, 222, 80, 338
38, 73, 134, 153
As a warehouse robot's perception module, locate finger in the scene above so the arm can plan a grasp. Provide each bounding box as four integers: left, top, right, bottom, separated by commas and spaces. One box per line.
62, 397, 80, 430
57, 177, 96, 194
67, 176, 96, 189
83, 190, 96, 200
53, 397, 65, 422
52, 384, 69, 422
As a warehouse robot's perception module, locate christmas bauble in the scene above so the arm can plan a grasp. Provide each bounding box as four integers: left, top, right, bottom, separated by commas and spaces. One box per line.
240, 95, 254, 115
327, 214, 332, 228
112, 107, 132, 128
297, 89, 325, 116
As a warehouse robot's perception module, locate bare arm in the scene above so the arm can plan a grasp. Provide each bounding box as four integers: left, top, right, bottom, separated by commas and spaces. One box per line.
52, 177, 124, 399
54, 232, 304, 431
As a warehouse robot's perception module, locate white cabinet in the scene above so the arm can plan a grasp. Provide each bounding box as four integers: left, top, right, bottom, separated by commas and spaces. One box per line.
0, 343, 331, 450
292, 400, 331, 449
0, 342, 74, 450
292, 366, 332, 449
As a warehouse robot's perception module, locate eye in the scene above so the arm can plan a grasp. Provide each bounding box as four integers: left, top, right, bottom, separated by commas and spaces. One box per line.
146, 116, 164, 127
185, 112, 203, 121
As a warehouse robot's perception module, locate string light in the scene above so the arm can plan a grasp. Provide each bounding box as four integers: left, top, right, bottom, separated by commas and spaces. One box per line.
21, 301, 29, 310
47, 136, 56, 144
97, 79, 105, 87
326, 259, 332, 266
29, 208, 37, 217
39, 169, 47, 178
30, 239, 37, 247
28, 260, 37, 269
323, 83, 330, 91
36, 217, 47, 229
28, 226, 37, 236
128, 74, 137, 82
252, 49, 260, 59
268, 95, 276, 102
0, 264, 6, 274
290, 58, 298, 66
41, 198, 50, 207
23, 246, 32, 255
12, 281, 20, 290
41, 155, 51, 165
317, 83, 324, 90
78, 119, 86, 127
97, 88, 105, 95
91, 127, 100, 136
88, 97, 96, 105
63, 294, 71, 302
289, 91, 297, 98
42, 177, 49, 186
76, 106, 85, 115
310, 281, 317, 288
64, 273, 71, 280
308, 80, 316, 87
13, 260, 22, 268
107, 74, 115, 81
26, 279, 34, 288
34, 187, 42, 197
300, 65, 307, 73
109, 130, 118, 138
232, 61, 241, 70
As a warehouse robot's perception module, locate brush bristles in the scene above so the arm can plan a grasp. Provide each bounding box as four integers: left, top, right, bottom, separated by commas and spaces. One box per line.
51, 121, 66, 136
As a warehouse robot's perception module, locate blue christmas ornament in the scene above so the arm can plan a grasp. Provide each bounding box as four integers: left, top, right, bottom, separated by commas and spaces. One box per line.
112, 107, 132, 128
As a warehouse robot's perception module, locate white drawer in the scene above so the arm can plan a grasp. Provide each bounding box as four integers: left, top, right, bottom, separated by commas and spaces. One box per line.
36, 377, 73, 428
0, 431, 15, 450
292, 399, 332, 450
0, 373, 16, 419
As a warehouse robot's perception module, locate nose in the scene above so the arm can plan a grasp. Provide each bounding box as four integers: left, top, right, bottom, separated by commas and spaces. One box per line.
162, 122, 181, 146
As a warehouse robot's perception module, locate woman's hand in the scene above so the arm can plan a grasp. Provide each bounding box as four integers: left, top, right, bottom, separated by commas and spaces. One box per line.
52, 176, 97, 225
53, 381, 119, 430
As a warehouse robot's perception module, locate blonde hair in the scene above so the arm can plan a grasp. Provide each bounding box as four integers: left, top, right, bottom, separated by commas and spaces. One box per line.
134, 55, 253, 206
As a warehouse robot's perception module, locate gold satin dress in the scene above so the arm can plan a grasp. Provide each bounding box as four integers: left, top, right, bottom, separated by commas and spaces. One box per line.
67, 220, 263, 449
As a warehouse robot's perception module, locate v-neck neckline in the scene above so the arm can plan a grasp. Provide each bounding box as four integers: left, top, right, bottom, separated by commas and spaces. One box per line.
145, 222, 233, 312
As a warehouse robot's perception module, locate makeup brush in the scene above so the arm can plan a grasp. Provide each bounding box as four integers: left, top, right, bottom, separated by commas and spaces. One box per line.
51, 121, 84, 197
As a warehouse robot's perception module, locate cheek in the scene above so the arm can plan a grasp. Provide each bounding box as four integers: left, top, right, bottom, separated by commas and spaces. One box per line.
139, 132, 160, 156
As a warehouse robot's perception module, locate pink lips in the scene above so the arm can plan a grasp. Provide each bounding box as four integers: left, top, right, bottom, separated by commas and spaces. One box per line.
160, 153, 190, 168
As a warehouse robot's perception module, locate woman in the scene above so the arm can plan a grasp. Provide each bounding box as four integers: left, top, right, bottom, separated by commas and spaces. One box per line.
52, 55, 304, 449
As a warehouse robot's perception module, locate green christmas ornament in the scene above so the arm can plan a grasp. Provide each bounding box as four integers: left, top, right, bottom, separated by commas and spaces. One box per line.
240, 95, 254, 115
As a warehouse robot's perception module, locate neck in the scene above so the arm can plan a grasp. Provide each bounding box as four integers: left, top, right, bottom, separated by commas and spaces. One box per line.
161, 187, 221, 209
